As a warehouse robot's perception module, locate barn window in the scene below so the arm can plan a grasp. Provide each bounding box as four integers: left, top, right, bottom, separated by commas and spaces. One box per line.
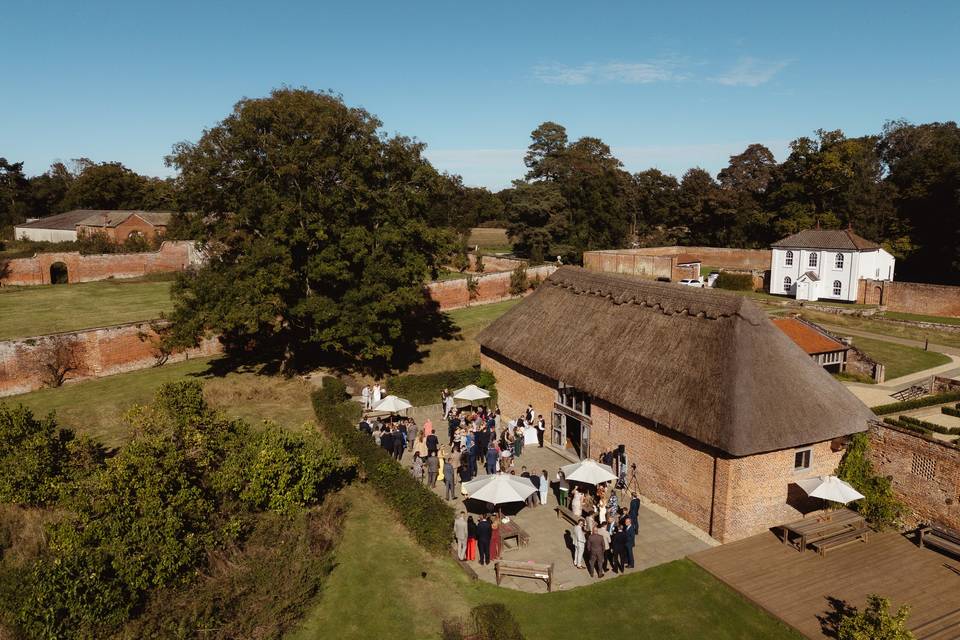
808, 253, 818, 267
128, 230, 143, 240
833, 280, 842, 296
783, 276, 792, 293
835, 253, 844, 269
785, 250, 794, 266
793, 448, 812, 471
911, 453, 936, 481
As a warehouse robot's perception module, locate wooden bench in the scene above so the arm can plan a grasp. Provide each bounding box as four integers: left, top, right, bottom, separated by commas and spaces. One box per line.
809, 526, 869, 556
919, 525, 960, 559
495, 560, 554, 592
555, 505, 579, 526
500, 521, 529, 551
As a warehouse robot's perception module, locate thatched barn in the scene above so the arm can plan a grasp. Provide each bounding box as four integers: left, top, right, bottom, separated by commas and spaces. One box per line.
478, 267, 874, 542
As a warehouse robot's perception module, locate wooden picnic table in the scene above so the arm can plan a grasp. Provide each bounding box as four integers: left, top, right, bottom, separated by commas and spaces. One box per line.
780, 509, 865, 553
499, 520, 529, 551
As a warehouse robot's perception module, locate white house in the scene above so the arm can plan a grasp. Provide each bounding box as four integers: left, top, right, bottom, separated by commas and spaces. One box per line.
770, 228, 895, 302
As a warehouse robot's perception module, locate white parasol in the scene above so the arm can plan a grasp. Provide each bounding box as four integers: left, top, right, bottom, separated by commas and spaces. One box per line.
453, 384, 491, 402
372, 395, 413, 414
796, 475, 865, 505
462, 472, 536, 505
561, 459, 618, 486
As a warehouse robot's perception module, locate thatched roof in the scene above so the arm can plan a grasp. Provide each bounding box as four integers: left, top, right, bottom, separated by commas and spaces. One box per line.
478, 267, 873, 456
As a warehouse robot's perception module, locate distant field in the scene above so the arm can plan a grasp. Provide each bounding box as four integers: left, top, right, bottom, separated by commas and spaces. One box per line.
3, 357, 317, 448
468, 227, 510, 249
883, 311, 960, 326
0, 277, 174, 340
849, 336, 950, 380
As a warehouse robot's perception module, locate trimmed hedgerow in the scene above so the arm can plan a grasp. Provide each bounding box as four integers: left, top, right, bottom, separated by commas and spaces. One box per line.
312, 378, 454, 554
871, 390, 960, 415
714, 272, 754, 291
882, 416, 931, 435
388, 368, 497, 408
941, 404, 960, 418
897, 414, 960, 435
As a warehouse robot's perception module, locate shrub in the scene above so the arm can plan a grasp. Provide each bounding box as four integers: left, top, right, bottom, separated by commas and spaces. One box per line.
509, 264, 529, 295
941, 404, 960, 418
474, 253, 485, 273
312, 378, 454, 553
471, 603, 526, 640
467, 274, 479, 300
871, 391, 960, 415
836, 594, 914, 640
836, 433, 905, 529
714, 271, 754, 291
882, 417, 930, 435
897, 415, 960, 435
388, 368, 497, 408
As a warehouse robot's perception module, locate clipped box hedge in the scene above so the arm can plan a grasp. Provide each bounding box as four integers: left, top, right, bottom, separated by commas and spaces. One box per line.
882, 416, 931, 435
714, 272, 754, 291
312, 378, 454, 554
898, 414, 960, 435
871, 390, 960, 416
941, 404, 960, 418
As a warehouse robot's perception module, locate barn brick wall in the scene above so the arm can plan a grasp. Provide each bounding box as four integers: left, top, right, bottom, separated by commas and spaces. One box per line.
0, 322, 221, 397
426, 265, 557, 311
480, 347, 848, 542
585, 246, 771, 273
858, 279, 960, 318
867, 423, 960, 530
77, 217, 166, 242
0, 241, 198, 286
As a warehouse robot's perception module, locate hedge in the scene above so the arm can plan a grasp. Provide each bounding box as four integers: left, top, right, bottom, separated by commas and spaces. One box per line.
882, 416, 930, 435
941, 404, 960, 418
388, 368, 497, 408
870, 390, 960, 415
714, 272, 754, 291
312, 378, 454, 554
897, 414, 960, 435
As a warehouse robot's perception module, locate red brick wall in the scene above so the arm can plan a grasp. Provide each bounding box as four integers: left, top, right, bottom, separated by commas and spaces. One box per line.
466, 253, 527, 273
0, 322, 221, 397
585, 246, 771, 272
480, 348, 556, 423
867, 423, 960, 530
858, 279, 960, 318
0, 241, 197, 286
426, 265, 557, 310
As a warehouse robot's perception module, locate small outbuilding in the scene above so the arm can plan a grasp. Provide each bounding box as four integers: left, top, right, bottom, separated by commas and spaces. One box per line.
771, 317, 849, 373
478, 267, 874, 542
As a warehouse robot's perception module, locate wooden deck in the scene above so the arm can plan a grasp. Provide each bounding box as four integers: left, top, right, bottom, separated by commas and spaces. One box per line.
690, 529, 960, 639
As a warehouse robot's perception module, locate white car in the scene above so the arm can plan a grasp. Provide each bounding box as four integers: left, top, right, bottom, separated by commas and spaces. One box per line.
678, 278, 704, 288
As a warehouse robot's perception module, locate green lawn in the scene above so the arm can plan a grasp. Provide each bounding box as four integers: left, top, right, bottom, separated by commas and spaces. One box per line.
849, 336, 950, 380
883, 311, 960, 326
434, 269, 471, 281
289, 485, 800, 640
797, 309, 960, 350
407, 298, 521, 374
0, 277, 174, 339
3, 356, 318, 448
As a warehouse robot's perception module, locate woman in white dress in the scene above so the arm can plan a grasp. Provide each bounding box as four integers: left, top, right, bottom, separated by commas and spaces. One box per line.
372, 383, 382, 406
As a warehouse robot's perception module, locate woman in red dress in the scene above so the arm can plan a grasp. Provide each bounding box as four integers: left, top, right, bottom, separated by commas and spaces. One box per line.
490, 515, 502, 561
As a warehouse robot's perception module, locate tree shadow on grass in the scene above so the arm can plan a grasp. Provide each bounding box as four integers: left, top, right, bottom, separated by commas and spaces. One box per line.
817, 595, 857, 638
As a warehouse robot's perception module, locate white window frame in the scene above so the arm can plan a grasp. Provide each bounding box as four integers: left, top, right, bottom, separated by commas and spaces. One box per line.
793, 447, 812, 472
834, 253, 844, 270
808, 252, 818, 268
783, 276, 792, 293
832, 280, 842, 296
784, 250, 794, 266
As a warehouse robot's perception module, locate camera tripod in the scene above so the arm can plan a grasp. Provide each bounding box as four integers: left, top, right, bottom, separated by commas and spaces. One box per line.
616, 463, 641, 504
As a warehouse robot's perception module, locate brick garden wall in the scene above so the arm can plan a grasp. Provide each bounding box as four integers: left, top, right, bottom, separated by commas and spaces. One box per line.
867, 422, 960, 531
0, 321, 221, 397
0, 241, 199, 286
466, 253, 527, 273
426, 265, 557, 311
585, 246, 771, 272
858, 279, 960, 318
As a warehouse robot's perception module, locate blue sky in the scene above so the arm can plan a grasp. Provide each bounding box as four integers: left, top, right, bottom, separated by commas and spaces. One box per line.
3, 1, 958, 189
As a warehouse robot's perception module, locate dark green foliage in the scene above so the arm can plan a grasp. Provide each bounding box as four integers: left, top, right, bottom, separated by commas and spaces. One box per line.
882, 416, 930, 436
836, 594, 914, 640
388, 367, 497, 407
471, 603, 526, 640
164, 88, 455, 375
941, 404, 960, 418
312, 378, 454, 553
836, 433, 905, 529
0, 158, 31, 231
896, 414, 960, 435
871, 391, 960, 415
714, 272, 755, 291
0, 404, 104, 506
509, 263, 529, 295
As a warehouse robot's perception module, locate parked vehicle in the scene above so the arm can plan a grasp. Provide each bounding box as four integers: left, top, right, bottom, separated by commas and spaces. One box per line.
679, 278, 704, 288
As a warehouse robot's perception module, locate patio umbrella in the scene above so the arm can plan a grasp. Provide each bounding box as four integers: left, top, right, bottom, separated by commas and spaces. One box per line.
372, 395, 413, 413
453, 384, 491, 402
796, 475, 865, 505
561, 459, 618, 486
462, 473, 536, 507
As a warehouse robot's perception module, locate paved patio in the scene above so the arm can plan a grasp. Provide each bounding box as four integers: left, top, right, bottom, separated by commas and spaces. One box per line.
408, 406, 711, 591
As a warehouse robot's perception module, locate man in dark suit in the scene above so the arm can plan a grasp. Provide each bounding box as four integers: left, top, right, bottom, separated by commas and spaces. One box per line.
610, 525, 627, 573
585, 527, 605, 578
628, 492, 641, 525
623, 517, 637, 569
529, 471, 541, 506
380, 428, 393, 454
475, 515, 492, 565
426, 432, 439, 456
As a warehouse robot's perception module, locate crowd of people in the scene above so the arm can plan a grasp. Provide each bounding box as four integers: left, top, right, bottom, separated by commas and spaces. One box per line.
357, 394, 642, 581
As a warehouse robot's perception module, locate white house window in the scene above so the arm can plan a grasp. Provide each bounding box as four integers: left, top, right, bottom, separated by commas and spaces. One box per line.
808, 253, 818, 268
785, 250, 794, 266
783, 276, 792, 292
832, 280, 842, 296
794, 448, 812, 471
835, 253, 844, 269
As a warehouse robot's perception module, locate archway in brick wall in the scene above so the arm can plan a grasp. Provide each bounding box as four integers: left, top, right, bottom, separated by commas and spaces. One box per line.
50, 261, 69, 284
874, 286, 883, 303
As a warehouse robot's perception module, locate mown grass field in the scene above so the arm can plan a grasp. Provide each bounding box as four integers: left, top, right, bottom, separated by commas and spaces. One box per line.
468, 227, 510, 250
289, 485, 801, 640
883, 310, 960, 326
849, 336, 950, 380
0, 277, 174, 340
797, 308, 960, 350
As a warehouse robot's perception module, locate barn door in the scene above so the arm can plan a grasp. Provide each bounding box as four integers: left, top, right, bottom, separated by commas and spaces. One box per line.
551, 411, 564, 448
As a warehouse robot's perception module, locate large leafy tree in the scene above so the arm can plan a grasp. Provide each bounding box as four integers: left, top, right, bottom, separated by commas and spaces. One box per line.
0, 157, 30, 229
61, 161, 174, 211
164, 88, 452, 373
